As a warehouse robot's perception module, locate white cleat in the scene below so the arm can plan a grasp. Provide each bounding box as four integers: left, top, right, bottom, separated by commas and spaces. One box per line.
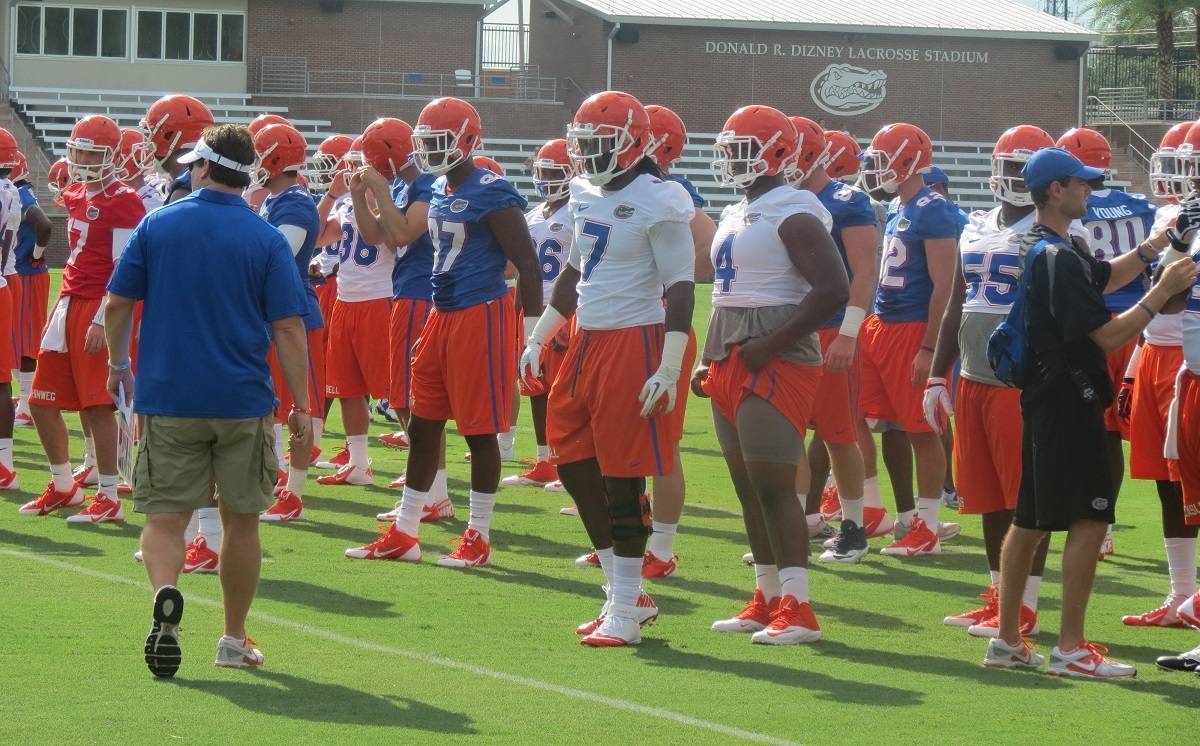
1048, 642, 1136, 680
133, 549, 144, 563
559, 505, 578, 516
581, 610, 642, 647
214, 635, 265, 668
984, 638, 1044, 669
545, 480, 567, 493
742, 551, 755, 565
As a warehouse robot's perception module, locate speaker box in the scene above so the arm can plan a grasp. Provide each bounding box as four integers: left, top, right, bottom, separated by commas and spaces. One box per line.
614, 27, 639, 44
1054, 44, 1084, 61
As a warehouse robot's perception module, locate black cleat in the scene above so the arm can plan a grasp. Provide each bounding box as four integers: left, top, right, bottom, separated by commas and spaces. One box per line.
819, 520, 869, 564
1156, 645, 1200, 673
145, 585, 184, 678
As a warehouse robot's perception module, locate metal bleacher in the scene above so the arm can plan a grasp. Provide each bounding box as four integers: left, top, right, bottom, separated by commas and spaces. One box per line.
8, 86, 334, 157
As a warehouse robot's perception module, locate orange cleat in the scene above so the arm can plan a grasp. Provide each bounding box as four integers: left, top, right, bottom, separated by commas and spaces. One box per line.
641, 551, 677, 579
862, 506, 895, 538
379, 431, 410, 449
182, 535, 219, 573
880, 517, 940, 557
66, 493, 125, 523
436, 528, 491, 568
968, 605, 1039, 638
502, 461, 558, 487
944, 586, 998, 628
1122, 595, 1190, 628
820, 482, 842, 521
344, 524, 421, 561
315, 446, 349, 470
711, 589, 779, 633
0, 463, 19, 491
317, 464, 374, 486
422, 498, 455, 523
751, 596, 821, 644
261, 489, 304, 522
19, 482, 84, 515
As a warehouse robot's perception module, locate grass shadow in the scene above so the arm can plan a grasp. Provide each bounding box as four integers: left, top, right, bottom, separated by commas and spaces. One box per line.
815, 639, 1071, 690
0, 526, 104, 556
256, 577, 399, 619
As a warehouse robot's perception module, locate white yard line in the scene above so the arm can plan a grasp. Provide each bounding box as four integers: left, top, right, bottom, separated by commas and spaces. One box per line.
3, 548, 798, 746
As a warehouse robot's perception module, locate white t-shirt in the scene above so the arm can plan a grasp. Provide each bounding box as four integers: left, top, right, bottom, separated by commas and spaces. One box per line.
710, 184, 832, 308
568, 173, 694, 330
526, 201, 573, 302
331, 194, 395, 302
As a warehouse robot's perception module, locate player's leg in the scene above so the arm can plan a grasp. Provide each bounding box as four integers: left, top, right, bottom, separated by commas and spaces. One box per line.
70, 404, 123, 522
435, 430, 502, 568
881, 428, 914, 519
818, 440, 868, 563
941, 423, 958, 507
24, 342, 85, 515
806, 434, 833, 516
645, 452, 683, 575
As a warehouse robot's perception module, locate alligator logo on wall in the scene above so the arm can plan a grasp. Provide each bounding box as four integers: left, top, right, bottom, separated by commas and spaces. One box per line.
810, 64, 887, 116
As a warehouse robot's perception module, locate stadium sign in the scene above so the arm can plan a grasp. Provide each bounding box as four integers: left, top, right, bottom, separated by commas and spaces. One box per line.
702, 42, 990, 65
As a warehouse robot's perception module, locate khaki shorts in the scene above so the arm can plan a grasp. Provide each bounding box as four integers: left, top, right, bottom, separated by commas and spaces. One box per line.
133, 415, 276, 515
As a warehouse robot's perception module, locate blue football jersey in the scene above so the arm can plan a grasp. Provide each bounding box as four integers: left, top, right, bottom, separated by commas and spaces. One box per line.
1082, 189, 1157, 312
874, 186, 963, 323
261, 184, 322, 330
816, 180, 877, 328
309, 191, 326, 287
667, 174, 705, 209
390, 173, 437, 301
168, 169, 192, 200
427, 167, 527, 311
13, 183, 45, 276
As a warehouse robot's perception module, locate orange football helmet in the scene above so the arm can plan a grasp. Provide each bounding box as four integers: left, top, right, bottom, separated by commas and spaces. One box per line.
532, 138, 577, 201
141, 94, 215, 162
567, 90, 652, 186
114, 127, 157, 182
253, 123, 307, 186
473, 155, 505, 177
1175, 120, 1200, 194
413, 97, 482, 176
860, 123, 932, 194
308, 134, 353, 193
1150, 121, 1194, 200
362, 118, 415, 180
990, 125, 1054, 206
10, 150, 28, 183
646, 104, 687, 169
785, 116, 828, 186
824, 131, 861, 180
48, 157, 72, 196
712, 105, 797, 189
0, 128, 19, 171
67, 115, 121, 183
1056, 127, 1112, 176
248, 113, 291, 136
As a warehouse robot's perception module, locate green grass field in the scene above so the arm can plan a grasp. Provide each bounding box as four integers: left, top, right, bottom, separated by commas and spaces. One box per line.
1, 274, 1196, 744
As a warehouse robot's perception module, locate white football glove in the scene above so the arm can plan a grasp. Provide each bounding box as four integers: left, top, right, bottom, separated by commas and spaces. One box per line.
638, 331, 689, 417
520, 308, 567, 392
922, 377, 953, 435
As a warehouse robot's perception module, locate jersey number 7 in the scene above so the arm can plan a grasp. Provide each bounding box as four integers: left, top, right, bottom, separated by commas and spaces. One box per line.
578, 220, 611, 281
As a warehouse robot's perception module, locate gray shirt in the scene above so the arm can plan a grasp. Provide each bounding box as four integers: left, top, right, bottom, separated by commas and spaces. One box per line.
702, 305, 822, 366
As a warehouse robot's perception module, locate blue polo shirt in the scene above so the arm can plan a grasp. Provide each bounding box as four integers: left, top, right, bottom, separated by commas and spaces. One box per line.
108, 188, 306, 418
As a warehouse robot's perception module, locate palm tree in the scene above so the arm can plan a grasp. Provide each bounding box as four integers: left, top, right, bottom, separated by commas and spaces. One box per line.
1088, 0, 1186, 97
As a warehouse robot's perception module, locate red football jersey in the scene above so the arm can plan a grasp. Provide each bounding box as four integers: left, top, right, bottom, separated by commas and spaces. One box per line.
61, 181, 146, 300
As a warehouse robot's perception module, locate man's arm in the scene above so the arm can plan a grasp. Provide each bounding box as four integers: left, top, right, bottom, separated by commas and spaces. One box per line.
1104, 229, 1170, 292
1090, 258, 1198, 352
103, 292, 136, 404
272, 316, 311, 411
349, 171, 387, 247
364, 169, 431, 249
487, 206, 542, 319
690, 210, 717, 283
28, 205, 52, 264
825, 223, 879, 371
914, 236, 958, 385
930, 264, 967, 379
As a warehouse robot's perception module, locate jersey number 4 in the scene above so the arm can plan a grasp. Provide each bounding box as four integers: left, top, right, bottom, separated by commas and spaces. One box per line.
430, 218, 467, 272
578, 220, 611, 281
713, 234, 737, 294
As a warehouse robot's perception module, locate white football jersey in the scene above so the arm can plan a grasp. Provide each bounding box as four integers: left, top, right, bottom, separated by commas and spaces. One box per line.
1145, 203, 1184, 347
0, 179, 21, 279
330, 194, 395, 302
710, 185, 832, 308
526, 202, 573, 301
568, 173, 695, 330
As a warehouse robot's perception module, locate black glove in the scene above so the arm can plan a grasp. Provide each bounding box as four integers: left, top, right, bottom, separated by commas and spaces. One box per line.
1167, 199, 1200, 251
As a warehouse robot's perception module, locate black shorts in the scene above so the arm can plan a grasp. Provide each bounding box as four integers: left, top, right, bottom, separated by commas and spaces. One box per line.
1013, 384, 1116, 532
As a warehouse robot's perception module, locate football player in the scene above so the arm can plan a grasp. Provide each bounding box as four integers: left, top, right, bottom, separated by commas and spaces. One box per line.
11, 151, 54, 429
0, 130, 23, 489
347, 97, 540, 567
140, 94, 215, 204
784, 117, 878, 563
521, 90, 695, 645
927, 125, 1067, 637
697, 105, 847, 644
253, 123, 322, 522
858, 123, 961, 556
19, 115, 146, 522
1058, 127, 1158, 560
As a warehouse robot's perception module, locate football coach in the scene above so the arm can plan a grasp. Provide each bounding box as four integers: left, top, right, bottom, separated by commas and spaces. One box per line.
104, 124, 312, 677
986, 147, 1197, 679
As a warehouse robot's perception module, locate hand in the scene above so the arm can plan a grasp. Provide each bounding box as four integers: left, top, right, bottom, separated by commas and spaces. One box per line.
911, 347, 933, 388
328, 169, 350, 198
348, 168, 368, 198
308, 260, 324, 279
922, 377, 953, 434
1168, 199, 1200, 249
824, 334, 857, 373
690, 364, 710, 399
1155, 254, 1199, 296
737, 337, 776, 373
519, 342, 546, 395
30, 257, 45, 269
1117, 378, 1134, 421
638, 367, 678, 417
287, 407, 312, 451
358, 166, 389, 193
84, 322, 107, 354
107, 366, 134, 407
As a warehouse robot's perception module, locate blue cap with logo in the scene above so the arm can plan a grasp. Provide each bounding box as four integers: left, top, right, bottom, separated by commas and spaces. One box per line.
922, 166, 949, 185
1021, 147, 1105, 190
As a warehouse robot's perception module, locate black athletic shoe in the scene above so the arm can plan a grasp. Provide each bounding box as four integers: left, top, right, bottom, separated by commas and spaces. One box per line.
1156, 644, 1200, 672
819, 520, 869, 564
145, 585, 184, 678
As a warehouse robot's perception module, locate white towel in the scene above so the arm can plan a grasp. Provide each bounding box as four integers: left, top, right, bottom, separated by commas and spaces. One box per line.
1163, 364, 1189, 460
40, 296, 70, 353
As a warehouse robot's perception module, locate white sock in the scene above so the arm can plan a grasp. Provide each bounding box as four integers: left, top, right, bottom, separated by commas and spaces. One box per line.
989, 570, 1001, 587
273, 423, 286, 470
840, 496, 865, 526
97, 473, 118, 499
754, 563, 781, 602
497, 427, 516, 451
611, 554, 642, 613
1105, 524, 1113, 538
779, 566, 810, 603
536, 444, 550, 463
917, 496, 940, 527
286, 467, 307, 496
863, 476, 883, 508
311, 417, 324, 453
805, 510, 823, 532
82, 436, 96, 468
897, 508, 916, 528
648, 520, 677, 560
468, 490, 497, 540
596, 546, 615, 586
347, 434, 369, 469
0, 438, 12, 470
50, 462, 73, 492
16, 371, 32, 411
198, 507, 221, 553
427, 469, 449, 503
394, 486, 426, 537
1023, 575, 1041, 612
184, 511, 199, 543
1166, 537, 1199, 597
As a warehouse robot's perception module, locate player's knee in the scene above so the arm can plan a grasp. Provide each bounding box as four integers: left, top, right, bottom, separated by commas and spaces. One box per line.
605, 477, 650, 539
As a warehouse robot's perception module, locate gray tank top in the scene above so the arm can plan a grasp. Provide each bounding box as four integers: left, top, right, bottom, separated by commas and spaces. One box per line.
702, 305, 822, 366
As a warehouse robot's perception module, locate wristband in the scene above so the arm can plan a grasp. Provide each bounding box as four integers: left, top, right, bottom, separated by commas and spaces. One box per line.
32, 244, 46, 260
1136, 242, 1156, 264
838, 306, 867, 339
1136, 301, 1156, 320
925, 376, 947, 389
527, 306, 568, 347
289, 405, 310, 415
108, 360, 130, 371
658, 330, 689, 376
920, 345, 935, 353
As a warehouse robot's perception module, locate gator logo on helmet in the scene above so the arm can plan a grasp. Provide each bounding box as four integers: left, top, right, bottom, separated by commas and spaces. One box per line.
810, 64, 887, 117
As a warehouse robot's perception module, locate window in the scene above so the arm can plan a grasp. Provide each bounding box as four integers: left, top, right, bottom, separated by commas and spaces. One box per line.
15, 5, 128, 59
133, 10, 246, 63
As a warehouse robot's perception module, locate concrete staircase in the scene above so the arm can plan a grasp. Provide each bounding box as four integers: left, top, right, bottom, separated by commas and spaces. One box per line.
0, 100, 68, 264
